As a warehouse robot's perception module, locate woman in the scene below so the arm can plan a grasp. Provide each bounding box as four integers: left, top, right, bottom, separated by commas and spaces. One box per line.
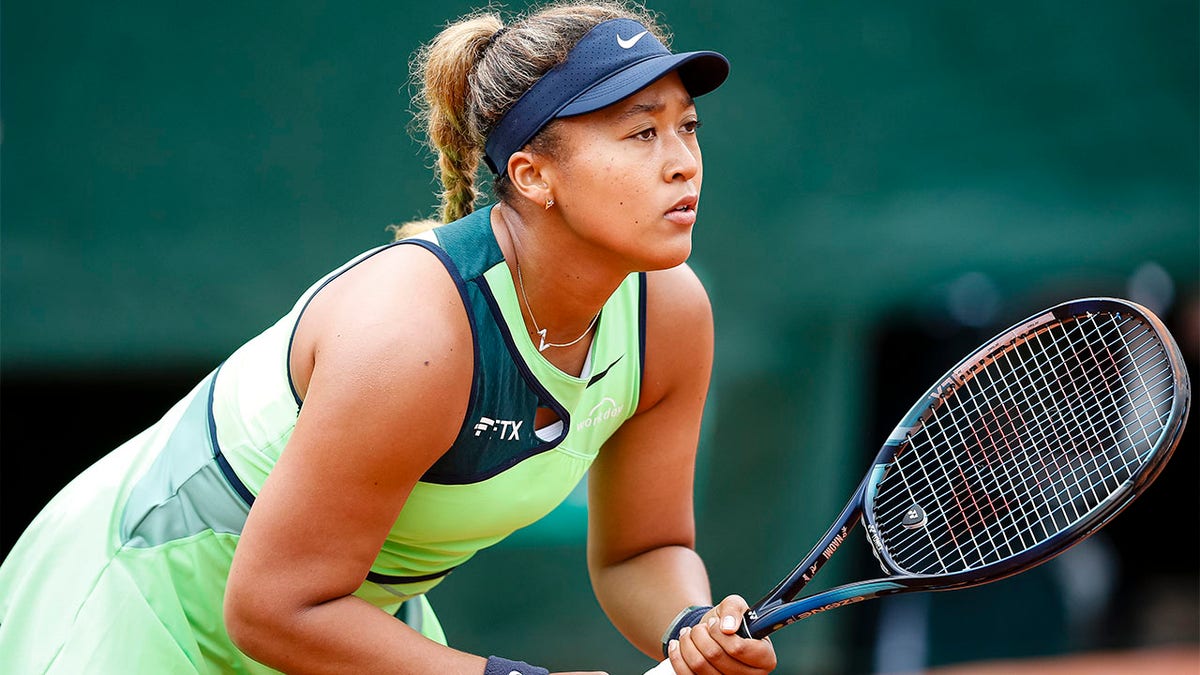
0, 2, 777, 673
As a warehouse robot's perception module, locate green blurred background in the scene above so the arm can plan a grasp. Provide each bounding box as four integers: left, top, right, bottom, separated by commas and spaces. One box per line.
2, 1, 1197, 673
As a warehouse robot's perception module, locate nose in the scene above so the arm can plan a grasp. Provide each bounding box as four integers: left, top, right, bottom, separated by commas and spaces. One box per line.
663, 131, 700, 183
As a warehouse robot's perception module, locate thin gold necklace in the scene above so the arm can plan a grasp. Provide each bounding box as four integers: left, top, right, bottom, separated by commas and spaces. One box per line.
516, 262, 600, 353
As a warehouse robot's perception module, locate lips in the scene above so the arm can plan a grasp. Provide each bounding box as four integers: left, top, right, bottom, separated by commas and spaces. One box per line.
664, 194, 699, 226
668, 194, 698, 215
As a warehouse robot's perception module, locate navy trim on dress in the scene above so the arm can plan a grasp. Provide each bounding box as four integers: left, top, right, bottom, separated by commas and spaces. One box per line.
209, 364, 257, 508
637, 272, 648, 386
396, 238, 482, 450
367, 567, 456, 584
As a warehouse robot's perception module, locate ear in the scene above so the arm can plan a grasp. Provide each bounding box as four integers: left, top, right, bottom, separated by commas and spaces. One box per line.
506, 149, 555, 209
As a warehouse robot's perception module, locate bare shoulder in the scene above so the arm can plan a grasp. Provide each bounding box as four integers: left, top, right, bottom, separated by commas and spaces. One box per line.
311, 242, 466, 334
644, 262, 713, 329
291, 242, 473, 407
639, 263, 715, 412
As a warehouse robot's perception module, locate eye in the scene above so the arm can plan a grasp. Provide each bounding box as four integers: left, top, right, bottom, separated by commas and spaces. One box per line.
633, 127, 657, 141
682, 119, 702, 134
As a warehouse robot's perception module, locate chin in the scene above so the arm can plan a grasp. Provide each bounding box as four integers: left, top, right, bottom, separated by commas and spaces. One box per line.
641, 236, 693, 271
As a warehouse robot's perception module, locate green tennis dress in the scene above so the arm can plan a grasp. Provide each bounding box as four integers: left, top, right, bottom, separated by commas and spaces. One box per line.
0, 205, 646, 673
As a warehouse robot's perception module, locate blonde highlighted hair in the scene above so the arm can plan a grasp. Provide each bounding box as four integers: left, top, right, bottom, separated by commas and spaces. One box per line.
391, 1, 669, 240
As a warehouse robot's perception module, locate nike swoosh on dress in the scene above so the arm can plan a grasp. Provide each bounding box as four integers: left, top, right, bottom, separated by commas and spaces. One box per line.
587, 355, 625, 388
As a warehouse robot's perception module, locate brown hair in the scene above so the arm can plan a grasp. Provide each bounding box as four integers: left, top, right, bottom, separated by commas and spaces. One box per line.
392, 1, 669, 238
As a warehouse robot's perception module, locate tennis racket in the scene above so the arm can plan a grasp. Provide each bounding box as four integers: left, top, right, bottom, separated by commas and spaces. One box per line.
647, 296, 1190, 674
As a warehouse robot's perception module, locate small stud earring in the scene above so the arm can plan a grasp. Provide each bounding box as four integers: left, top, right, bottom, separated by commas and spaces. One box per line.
545, 197, 555, 210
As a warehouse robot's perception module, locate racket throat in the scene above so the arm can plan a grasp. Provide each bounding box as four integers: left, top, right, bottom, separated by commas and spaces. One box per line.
749, 478, 874, 618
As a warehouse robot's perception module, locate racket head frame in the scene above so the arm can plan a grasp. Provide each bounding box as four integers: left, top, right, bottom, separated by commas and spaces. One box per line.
742, 297, 1191, 639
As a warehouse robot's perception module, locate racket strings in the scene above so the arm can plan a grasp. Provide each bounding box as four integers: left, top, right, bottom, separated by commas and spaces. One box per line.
895, 317, 1172, 570
884, 347, 1166, 572
874, 311, 1175, 575
885, 317, 1167, 538
889, 315, 1172, 570
893, 363, 1174, 572
963, 319, 1170, 545
998, 319, 1170, 514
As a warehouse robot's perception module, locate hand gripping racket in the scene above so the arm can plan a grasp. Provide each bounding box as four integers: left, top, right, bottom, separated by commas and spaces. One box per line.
647, 297, 1190, 674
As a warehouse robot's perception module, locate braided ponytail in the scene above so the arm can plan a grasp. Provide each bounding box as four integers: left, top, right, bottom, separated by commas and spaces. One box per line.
413, 12, 502, 224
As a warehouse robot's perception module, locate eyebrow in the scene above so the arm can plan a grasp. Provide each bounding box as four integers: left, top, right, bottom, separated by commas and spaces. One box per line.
616, 95, 696, 120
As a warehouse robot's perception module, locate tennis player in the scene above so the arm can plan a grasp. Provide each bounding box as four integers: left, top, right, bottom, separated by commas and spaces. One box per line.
0, 2, 777, 673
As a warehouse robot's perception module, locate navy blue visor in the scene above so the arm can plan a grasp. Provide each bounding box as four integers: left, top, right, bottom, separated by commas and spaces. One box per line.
483, 18, 730, 176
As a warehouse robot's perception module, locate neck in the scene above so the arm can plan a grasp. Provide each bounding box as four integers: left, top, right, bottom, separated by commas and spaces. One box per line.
490, 202, 626, 353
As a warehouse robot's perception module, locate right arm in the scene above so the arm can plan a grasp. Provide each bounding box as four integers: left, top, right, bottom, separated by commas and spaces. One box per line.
224, 244, 486, 673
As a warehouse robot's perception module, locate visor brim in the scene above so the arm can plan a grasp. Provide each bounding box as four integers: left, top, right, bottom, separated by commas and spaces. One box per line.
557, 50, 730, 118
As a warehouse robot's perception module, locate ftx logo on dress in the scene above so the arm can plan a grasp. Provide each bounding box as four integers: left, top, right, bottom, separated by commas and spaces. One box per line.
472, 416, 523, 440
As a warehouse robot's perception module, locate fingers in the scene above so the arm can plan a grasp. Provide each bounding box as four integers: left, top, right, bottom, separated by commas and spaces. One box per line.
664, 637, 693, 674
668, 595, 777, 674
712, 595, 751, 635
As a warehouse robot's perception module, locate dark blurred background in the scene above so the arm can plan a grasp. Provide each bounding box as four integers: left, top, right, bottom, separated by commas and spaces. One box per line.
2, 1, 1196, 673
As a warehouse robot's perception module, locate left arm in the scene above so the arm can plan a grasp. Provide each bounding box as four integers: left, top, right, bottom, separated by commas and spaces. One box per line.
586, 264, 775, 673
